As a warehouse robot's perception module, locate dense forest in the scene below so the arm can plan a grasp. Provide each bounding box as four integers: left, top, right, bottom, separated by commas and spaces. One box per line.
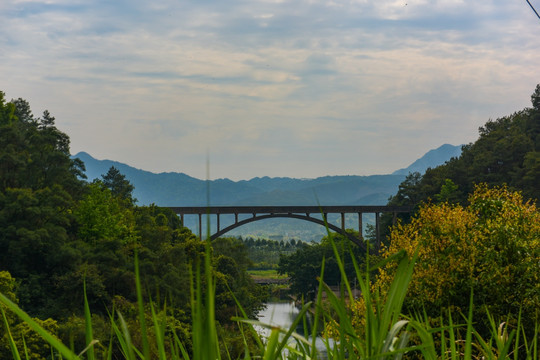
240, 237, 307, 269
0, 92, 266, 358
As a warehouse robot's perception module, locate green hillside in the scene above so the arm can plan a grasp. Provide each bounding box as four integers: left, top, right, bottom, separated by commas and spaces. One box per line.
0, 92, 266, 359
388, 84, 540, 209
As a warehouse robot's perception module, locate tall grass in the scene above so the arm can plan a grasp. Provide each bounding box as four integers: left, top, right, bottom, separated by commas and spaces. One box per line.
0, 232, 538, 359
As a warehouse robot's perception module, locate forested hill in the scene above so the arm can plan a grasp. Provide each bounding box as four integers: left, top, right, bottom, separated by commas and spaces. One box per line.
73, 143, 461, 206
0, 92, 268, 358
388, 84, 540, 208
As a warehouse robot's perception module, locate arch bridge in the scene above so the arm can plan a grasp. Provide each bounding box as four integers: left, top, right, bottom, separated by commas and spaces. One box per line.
168, 206, 412, 251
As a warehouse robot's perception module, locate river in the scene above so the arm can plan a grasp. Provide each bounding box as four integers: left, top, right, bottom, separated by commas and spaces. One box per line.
256, 301, 332, 358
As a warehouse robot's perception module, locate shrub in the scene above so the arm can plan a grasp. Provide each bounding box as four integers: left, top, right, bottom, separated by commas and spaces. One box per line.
375, 184, 540, 337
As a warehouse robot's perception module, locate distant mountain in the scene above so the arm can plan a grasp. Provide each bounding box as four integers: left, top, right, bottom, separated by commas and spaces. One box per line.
73, 152, 405, 206
74, 144, 462, 207
72, 145, 461, 239
392, 144, 462, 175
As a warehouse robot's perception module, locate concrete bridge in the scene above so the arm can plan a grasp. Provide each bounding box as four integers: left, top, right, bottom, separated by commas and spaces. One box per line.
168, 205, 412, 251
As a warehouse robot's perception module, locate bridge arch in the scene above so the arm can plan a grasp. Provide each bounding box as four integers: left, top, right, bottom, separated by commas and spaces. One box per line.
210, 213, 365, 250
168, 206, 413, 252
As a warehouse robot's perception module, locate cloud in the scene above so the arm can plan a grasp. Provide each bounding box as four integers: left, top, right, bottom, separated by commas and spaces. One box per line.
1, 0, 540, 180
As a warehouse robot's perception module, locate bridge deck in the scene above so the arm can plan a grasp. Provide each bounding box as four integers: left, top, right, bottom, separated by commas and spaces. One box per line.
168, 205, 413, 251
168, 205, 412, 214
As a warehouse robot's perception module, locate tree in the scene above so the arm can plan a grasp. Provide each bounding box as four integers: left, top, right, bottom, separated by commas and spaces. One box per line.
102, 166, 136, 204
11, 98, 34, 123
1, 317, 59, 360
0, 94, 85, 317
0, 92, 16, 125
0, 91, 268, 358
0, 95, 85, 195
433, 178, 461, 203
379, 84, 540, 256
212, 237, 252, 271
0, 271, 17, 303
374, 184, 540, 337
212, 237, 266, 320
278, 231, 364, 299
0, 271, 18, 343
387, 172, 423, 206
74, 182, 138, 245
71, 182, 138, 310
0, 185, 78, 316
531, 83, 540, 111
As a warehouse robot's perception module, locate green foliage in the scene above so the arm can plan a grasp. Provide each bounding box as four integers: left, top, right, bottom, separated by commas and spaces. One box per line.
376, 184, 540, 340
433, 178, 461, 203
243, 237, 304, 270
102, 166, 136, 204
0, 92, 17, 126
381, 83, 540, 244
212, 237, 252, 271
0, 93, 86, 317
278, 232, 364, 299
0, 93, 267, 358
388, 83, 540, 211
0, 95, 84, 195
0, 271, 18, 356
0, 318, 59, 360
74, 182, 138, 245
388, 171, 424, 206
212, 237, 268, 321
0, 272, 17, 304
0, 230, 538, 359
2, 90, 538, 359
0, 185, 76, 316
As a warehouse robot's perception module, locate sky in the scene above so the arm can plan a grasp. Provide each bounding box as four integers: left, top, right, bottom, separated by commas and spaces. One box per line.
1, 0, 540, 181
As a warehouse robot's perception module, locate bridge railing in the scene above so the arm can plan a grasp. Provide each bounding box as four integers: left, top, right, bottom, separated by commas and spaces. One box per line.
168, 205, 413, 250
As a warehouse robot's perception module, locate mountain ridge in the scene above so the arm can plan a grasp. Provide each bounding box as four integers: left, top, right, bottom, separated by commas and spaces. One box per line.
73, 144, 462, 239
392, 144, 463, 175
73, 144, 462, 207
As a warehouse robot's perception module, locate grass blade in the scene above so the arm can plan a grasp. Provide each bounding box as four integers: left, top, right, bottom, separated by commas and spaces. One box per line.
0, 292, 79, 359
134, 251, 151, 360
111, 311, 136, 360
463, 291, 474, 360
83, 276, 95, 360
1, 306, 22, 360
150, 301, 167, 360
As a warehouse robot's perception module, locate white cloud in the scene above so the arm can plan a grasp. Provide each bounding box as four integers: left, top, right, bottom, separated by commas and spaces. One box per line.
1, 0, 540, 180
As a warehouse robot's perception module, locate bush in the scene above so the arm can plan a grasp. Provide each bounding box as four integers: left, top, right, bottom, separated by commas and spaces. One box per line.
374, 184, 540, 337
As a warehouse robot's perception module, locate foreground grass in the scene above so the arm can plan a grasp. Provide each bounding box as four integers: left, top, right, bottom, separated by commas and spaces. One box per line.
0, 236, 538, 359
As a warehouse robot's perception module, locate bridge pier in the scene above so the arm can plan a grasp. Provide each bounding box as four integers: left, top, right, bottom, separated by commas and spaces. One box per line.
169, 205, 412, 250
198, 214, 202, 239
358, 213, 363, 242
375, 212, 380, 249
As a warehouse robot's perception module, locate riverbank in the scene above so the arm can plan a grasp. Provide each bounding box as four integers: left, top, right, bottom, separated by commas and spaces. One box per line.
248, 269, 289, 281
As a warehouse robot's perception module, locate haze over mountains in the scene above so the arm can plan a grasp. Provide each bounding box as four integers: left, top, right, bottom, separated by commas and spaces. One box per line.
74, 144, 462, 207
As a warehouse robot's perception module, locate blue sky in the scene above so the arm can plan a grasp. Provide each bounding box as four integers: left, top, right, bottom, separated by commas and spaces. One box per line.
1, 0, 539, 180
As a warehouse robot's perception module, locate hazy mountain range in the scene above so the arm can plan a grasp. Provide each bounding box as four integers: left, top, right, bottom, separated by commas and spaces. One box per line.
73, 144, 462, 207
391, 144, 463, 175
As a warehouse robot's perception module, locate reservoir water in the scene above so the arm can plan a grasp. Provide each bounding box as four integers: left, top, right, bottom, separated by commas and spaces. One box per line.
256, 301, 299, 337
256, 301, 332, 358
